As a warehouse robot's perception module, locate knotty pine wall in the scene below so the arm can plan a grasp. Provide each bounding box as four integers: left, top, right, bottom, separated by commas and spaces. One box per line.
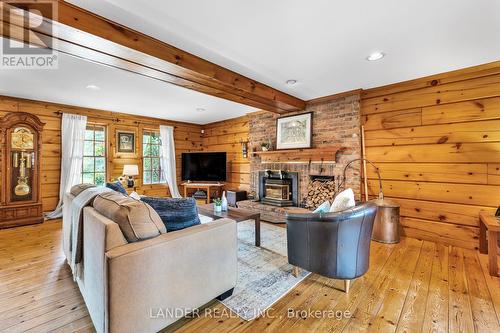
362, 61, 500, 249
201, 116, 250, 192
0, 95, 203, 212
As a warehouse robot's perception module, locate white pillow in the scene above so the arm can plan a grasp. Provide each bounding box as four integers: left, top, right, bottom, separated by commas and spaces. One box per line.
329, 188, 355, 212
198, 214, 214, 224
129, 191, 141, 200
313, 201, 331, 213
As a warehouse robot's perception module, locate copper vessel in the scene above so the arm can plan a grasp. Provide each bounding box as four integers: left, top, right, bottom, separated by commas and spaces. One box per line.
370, 197, 400, 244
341, 158, 401, 244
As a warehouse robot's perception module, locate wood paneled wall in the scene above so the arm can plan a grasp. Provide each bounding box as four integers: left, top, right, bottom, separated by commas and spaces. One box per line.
201, 116, 250, 192
3, 59, 499, 251
361, 61, 500, 249
0, 96, 202, 212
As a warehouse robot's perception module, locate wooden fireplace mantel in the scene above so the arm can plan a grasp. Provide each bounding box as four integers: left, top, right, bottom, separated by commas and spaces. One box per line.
253, 146, 348, 163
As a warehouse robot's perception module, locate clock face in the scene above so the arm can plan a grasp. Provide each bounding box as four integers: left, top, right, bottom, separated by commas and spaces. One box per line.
11, 127, 34, 150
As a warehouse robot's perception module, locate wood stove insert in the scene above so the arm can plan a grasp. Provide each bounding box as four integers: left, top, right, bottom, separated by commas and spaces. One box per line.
258, 170, 299, 207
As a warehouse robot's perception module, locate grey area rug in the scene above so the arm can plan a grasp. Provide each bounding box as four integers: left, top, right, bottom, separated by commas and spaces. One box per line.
220, 220, 310, 321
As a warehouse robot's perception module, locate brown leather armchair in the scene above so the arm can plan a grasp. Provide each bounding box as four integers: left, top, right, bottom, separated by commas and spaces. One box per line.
286, 203, 378, 293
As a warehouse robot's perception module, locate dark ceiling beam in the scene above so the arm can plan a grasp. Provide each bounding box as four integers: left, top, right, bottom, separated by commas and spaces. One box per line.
0, 0, 305, 113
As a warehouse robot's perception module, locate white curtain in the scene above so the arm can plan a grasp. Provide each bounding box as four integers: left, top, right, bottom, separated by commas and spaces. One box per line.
45, 113, 87, 219
160, 125, 181, 198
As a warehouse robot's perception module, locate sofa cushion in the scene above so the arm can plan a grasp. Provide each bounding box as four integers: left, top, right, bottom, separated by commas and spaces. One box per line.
70, 183, 96, 197
330, 188, 356, 213
141, 197, 201, 232
105, 181, 128, 195
93, 191, 166, 242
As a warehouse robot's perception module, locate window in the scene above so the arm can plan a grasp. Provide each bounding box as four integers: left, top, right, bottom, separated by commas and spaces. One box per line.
143, 130, 164, 184
82, 125, 106, 185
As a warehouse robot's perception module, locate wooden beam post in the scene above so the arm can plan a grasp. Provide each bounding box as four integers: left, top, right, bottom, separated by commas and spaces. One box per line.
361, 125, 369, 202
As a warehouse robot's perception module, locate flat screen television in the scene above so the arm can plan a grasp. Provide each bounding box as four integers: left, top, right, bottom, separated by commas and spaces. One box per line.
181, 152, 227, 182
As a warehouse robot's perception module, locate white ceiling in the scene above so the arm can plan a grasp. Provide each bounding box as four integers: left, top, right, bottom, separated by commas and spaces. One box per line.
67, 0, 500, 100
0, 39, 256, 124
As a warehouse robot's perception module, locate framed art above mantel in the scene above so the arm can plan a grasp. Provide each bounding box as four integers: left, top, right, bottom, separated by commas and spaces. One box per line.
276, 112, 312, 150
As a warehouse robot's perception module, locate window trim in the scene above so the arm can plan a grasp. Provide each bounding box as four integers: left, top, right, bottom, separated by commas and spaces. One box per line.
142, 129, 165, 185
82, 124, 107, 185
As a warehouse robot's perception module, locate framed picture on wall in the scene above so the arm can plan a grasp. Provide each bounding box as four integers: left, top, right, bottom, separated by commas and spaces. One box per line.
276, 112, 312, 149
116, 131, 135, 153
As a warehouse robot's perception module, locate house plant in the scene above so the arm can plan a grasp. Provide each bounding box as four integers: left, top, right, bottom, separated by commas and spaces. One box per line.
213, 198, 222, 212
261, 140, 271, 151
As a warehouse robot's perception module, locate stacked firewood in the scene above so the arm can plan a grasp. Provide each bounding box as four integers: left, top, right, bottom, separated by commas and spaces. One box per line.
305, 180, 337, 209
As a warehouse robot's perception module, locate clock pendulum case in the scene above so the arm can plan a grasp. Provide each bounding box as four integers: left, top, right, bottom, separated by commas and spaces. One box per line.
0, 112, 45, 228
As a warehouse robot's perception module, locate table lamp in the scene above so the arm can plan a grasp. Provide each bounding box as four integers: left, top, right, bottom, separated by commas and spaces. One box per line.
123, 164, 139, 188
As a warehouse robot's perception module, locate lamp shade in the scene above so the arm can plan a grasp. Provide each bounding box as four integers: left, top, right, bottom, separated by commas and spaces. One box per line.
123, 164, 139, 176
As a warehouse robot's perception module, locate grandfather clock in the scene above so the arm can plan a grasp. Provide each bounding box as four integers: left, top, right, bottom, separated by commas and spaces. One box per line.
0, 112, 45, 228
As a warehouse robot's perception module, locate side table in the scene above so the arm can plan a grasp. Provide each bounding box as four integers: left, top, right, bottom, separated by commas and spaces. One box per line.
479, 211, 500, 277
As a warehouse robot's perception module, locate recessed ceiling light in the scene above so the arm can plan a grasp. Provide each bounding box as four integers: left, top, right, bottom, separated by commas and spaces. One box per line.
366, 52, 385, 61
196, 108, 206, 112
86, 84, 100, 91
286, 79, 297, 85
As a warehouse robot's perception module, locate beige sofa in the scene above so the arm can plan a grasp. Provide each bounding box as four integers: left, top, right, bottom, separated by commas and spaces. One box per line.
63, 193, 238, 333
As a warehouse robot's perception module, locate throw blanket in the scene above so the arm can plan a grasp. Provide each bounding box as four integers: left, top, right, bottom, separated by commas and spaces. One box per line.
70, 186, 112, 277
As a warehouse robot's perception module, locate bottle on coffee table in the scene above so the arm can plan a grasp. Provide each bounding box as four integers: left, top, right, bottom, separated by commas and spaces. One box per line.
221, 191, 228, 212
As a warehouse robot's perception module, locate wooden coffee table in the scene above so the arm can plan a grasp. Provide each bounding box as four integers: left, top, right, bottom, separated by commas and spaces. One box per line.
198, 204, 261, 247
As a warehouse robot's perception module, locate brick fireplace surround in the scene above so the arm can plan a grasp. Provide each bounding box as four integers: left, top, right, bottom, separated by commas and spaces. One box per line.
242, 93, 362, 217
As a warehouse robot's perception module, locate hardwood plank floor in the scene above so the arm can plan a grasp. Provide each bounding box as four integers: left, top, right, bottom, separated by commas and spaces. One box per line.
0, 220, 499, 333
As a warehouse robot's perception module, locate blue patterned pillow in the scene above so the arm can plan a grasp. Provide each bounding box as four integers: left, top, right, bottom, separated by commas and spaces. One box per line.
313, 200, 331, 213
105, 181, 128, 195
141, 197, 201, 232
